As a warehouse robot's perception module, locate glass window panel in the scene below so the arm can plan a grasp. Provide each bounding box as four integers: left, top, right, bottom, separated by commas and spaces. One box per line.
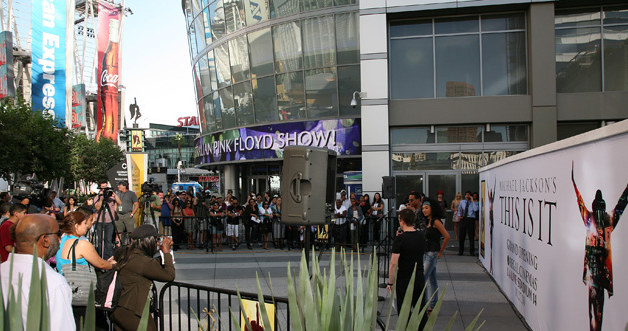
305, 68, 337, 118
208, 50, 218, 91
276, 71, 306, 120
189, 27, 198, 58
482, 32, 527, 95
391, 127, 435, 145
234, 82, 254, 126
191, 0, 203, 18
555, 8, 600, 29
202, 6, 212, 44
195, 16, 207, 52
244, 0, 270, 26
482, 151, 520, 165
273, 21, 303, 72
555, 27, 601, 92
269, 0, 298, 18
392, 152, 459, 171
390, 38, 434, 99
202, 95, 216, 133
435, 35, 480, 97
603, 6, 628, 25
390, 19, 432, 38
224, 0, 246, 34
184, 5, 195, 28
303, 16, 336, 68
484, 125, 528, 142
215, 43, 231, 88
336, 12, 359, 64
603, 25, 628, 91
302, 0, 332, 12
252, 77, 278, 123
219, 88, 236, 129
334, 0, 356, 5
436, 126, 481, 143
249, 28, 274, 78
337, 65, 361, 116
557, 121, 599, 140
210, 0, 226, 40
193, 63, 201, 98
198, 55, 212, 96
435, 17, 478, 34
229, 35, 250, 83
458, 152, 484, 170
481, 14, 525, 31
212, 91, 223, 130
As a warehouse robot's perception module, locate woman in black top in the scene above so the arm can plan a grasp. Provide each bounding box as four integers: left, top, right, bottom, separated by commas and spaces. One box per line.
387, 208, 426, 327
243, 198, 259, 249
422, 198, 450, 313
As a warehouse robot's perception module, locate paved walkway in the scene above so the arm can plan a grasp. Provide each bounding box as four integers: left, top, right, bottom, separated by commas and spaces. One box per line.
168, 243, 529, 330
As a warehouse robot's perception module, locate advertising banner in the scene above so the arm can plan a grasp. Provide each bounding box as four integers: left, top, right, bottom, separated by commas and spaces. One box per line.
195, 118, 361, 164
128, 153, 147, 198
0, 31, 15, 98
97, 2, 121, 142
71, 84, 87, 129
31, 0, 66, 121
130, 129, 144, 152
479, 121, 628, 331
240, 298, 275, 331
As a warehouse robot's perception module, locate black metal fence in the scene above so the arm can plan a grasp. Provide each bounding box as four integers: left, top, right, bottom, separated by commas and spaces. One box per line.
157, 281, 290, 331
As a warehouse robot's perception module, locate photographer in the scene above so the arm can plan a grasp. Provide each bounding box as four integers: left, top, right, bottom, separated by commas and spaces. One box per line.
94, 180, 122, 260
116, 181, 139, 244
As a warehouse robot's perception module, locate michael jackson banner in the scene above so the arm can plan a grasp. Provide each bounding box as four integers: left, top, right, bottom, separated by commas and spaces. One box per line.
195, 118, 361, 165
479, 120, 628, 331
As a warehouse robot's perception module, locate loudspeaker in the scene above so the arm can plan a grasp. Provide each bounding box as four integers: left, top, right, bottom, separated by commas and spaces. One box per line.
281, 146, 337, 225
382, 176, 395, 199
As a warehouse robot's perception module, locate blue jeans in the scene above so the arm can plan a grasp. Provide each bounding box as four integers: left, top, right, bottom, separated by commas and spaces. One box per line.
94, 222, 114, 260
423, 251, 439, 309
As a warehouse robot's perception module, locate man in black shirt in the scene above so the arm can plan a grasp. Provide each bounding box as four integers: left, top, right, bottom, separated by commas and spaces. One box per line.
387, 208, 426, 328
226, 198, 243, 250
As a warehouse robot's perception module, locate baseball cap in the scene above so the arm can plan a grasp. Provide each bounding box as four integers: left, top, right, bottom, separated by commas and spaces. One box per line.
130, 224, 160, 239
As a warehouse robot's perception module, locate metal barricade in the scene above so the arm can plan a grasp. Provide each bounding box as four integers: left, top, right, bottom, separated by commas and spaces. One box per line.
158, 281, 290, 331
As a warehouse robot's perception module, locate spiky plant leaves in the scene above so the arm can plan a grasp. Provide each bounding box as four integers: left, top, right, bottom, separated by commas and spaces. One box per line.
82, 282, 96, 331
353, 250, 365, 331
136, 296, 151, 331
235, 286, 253, 331
363, 253, 379, 331
464, 308, 485, 331
384, 266, 398, 331
404, 281, 428, 331
9, 276, 24, 331
424, 285, 448, 330
255, 273, 273, 330
26, 248, 43, 330
229, 306, 242, 331
286, 262, 304, 331
319, 249, 337, 331
444, 311, 459, 331
298, 250, 319, 330
38, 257, 50, 331
394, 264, 418, 331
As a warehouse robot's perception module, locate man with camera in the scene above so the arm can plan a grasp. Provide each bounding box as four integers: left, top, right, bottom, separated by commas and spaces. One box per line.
94, 180, 122, 260
116, 181, 139, 243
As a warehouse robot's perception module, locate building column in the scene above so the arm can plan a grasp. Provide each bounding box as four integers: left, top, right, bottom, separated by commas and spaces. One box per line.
223, 164, 238, 197
359, 2, 389, 197
529, 2, 557, 147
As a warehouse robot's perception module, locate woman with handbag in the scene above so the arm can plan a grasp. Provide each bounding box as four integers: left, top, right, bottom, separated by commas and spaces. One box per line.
56, 211, 116, 329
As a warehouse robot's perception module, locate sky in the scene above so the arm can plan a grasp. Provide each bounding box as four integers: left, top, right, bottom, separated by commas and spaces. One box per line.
121, 0, 197, 127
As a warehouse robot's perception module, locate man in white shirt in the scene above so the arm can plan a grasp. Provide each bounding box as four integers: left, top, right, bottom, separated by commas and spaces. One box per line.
0, 214, 75, 330
333, 199, 348, 249
340, 190, 352, 210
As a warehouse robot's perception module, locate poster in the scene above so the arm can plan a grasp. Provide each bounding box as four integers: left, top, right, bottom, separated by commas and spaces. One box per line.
240, 298, 275, 331
479, 121, 628, 331
130, 130, 144, 152
0, 31, 15, 98
31, 0, 66, 121
96, 2, 121, 142
71, 84, 87, 128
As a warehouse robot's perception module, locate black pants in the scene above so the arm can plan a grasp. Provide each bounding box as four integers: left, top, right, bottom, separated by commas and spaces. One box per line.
459, 218, 476, 255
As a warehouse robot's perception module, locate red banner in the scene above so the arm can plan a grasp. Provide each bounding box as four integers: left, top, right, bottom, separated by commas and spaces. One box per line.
96, 3, 121, 142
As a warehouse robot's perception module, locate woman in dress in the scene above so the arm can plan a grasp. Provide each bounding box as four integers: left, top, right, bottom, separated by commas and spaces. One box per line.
369, 193, 384, 243
171, 198, 184, 250
64, 196, 78, 216
450, 192, 462, 241
422, 198, 450, 314
348, 196, 364, 252
271, 197, 284, 249
260, 201, 273, 249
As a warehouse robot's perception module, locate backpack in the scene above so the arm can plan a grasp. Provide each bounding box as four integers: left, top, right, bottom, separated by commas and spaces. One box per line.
95, 268, 122, 310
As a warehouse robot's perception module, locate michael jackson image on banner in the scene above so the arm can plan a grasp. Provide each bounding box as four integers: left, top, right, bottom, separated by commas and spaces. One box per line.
571, 162, 628, 331
488, 180, 496, 275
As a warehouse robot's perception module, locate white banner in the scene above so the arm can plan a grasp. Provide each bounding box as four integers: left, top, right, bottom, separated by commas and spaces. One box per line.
479, 121, 628, 331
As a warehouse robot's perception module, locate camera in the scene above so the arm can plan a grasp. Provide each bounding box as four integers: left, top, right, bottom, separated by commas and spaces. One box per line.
102, 187, 114, 199
11, 174, 44, 200
141, 179, 160, 195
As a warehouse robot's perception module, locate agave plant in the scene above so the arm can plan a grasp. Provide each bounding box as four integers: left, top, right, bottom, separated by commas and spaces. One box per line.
231, 248, 484, 331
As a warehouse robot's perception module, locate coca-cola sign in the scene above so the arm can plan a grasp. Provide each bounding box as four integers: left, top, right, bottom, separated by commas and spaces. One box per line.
100, 69, 118, 88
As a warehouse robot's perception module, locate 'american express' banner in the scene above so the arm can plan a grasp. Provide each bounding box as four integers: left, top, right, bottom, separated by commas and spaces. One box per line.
31, 0, 66, 122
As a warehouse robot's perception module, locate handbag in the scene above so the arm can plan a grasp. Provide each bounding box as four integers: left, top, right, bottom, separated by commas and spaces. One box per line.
61, 239, 97, 306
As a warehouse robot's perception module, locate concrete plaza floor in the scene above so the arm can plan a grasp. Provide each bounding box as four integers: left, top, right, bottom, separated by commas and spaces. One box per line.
166, 240, 530, 331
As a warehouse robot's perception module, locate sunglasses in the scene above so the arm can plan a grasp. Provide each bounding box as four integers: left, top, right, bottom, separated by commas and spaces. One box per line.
37, 230, 62, 241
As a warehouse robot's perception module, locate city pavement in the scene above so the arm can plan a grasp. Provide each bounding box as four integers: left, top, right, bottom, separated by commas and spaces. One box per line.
164, 240, 530, 331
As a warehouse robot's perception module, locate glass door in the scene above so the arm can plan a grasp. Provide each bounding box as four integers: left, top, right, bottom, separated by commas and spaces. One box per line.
394, 174, 425, 209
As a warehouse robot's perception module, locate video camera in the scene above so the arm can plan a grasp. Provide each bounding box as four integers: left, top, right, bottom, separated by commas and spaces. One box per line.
11, 174, 45, 200
141, 178, 160, 196
101, 187, 114, 199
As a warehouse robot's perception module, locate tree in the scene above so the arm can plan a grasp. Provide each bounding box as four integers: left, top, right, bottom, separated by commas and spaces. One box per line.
68, 134, 124, 184
0, 97, 71, 185
171, 133, 183, 162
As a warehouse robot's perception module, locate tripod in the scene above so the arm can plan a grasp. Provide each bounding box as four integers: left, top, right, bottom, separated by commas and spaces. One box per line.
140, 194, 158, 230
92, 197, 118, 259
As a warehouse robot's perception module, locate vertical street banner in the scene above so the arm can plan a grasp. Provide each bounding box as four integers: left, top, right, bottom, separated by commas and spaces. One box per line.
31, 0, 66, 121
71, 84, 87, 128
130, 129, 144, 152
0, 31, 15, 98
479, 120, 628, 331
97, 2, 121, 142
128, 153, 146, 198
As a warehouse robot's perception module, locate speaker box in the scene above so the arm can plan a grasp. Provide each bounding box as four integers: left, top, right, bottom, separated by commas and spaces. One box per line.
281, 146, 337, 225
382, 176, 395, 199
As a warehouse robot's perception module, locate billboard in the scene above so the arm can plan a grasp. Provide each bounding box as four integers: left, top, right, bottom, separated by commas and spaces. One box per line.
479, 121, 628, 331
96, 2, 122, 142
31, 0, 66, 121
0, 31, 15, 98
71, 84, 87, 129
130, 129, 144, 152
195, 118, 361, 165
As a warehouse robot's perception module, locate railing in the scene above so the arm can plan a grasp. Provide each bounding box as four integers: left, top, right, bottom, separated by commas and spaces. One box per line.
158, 281, 291, 331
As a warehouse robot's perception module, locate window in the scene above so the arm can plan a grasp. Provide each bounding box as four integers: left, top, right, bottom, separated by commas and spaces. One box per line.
556, 6, 628, 92
390, 13, 527, 99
